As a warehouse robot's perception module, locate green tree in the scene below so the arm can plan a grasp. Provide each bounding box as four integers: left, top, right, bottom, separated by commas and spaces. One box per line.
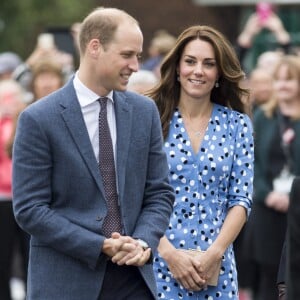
0, 0, 96, 59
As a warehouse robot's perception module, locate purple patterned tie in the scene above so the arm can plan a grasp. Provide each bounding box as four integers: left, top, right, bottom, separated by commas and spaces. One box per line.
98, 97, 122, 237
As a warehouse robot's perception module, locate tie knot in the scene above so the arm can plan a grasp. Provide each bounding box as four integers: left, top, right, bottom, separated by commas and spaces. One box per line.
98, 97, 108, 109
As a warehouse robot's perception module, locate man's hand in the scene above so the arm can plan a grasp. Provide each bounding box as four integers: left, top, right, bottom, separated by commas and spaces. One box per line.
102, 232, 151, 266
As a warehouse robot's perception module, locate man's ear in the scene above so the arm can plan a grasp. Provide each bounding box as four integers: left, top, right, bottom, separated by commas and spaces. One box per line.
88, 38, 101, 58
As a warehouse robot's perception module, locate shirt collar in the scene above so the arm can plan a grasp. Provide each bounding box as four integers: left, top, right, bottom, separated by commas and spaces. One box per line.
73, 72, 114, 107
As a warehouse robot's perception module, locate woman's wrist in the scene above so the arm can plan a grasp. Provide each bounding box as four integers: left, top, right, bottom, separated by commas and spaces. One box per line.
158, 244, 177, 262
206, 244, 224, 260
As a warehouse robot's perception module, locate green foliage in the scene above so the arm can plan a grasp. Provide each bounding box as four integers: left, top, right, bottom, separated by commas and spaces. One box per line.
0, 0, 96, 59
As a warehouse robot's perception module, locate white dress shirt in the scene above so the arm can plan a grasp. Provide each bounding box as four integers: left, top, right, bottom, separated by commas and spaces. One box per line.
73, 73, 116, 163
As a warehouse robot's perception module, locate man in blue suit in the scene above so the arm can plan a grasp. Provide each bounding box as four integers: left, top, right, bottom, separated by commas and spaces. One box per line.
12, 7, 174, 300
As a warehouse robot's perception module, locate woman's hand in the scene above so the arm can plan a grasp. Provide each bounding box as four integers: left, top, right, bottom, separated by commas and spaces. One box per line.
163, 249, 206, 291
191, 249, 221, 285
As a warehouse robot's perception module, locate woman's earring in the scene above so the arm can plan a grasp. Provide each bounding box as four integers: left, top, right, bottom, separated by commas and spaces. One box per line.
215, 81, 219, 88
177, 75, 180, 82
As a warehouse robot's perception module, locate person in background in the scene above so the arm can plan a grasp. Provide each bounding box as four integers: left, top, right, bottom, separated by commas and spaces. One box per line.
276, 178, 300, 300
13, 32, 74, 91
226, 6, 291, 300
250, 55, 300, 300
29, 60, 64, 102
286, 176, 300, 300
6, 60, 65, 157
127, 69, 158, 94
236, 6, 291, 74
255, 50, 283, 74
140, 30, 176, 78
0, 79, 26, 300
249, 67, 274, 112
6, 60, 65, 160
12, 7, 174, 300
147, 25, 254, 300
0, 52, 22, 81
277, 240, 287, 300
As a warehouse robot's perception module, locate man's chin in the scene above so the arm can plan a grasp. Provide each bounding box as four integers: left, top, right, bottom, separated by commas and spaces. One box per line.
116, 83, 128, 91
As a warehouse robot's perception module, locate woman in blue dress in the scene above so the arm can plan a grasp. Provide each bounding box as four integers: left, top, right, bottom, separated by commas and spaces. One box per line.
147, 25, 254, 299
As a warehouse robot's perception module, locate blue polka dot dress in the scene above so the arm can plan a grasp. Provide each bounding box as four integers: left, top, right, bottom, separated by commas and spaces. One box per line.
153, 104, 254, 300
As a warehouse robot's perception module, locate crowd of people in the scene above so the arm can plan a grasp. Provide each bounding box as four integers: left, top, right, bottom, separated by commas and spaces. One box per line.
0, 20, 76, 300
0, 4, 299, 300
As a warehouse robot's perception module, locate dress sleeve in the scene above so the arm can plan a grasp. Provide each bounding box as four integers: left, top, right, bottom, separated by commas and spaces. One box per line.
227, 113, 254, 217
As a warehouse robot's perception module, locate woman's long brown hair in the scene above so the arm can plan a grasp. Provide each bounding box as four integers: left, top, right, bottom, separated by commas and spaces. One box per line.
146, 25, 249, 139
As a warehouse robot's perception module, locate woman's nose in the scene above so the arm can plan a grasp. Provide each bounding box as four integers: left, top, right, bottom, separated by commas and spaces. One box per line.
194, 63, 203, 75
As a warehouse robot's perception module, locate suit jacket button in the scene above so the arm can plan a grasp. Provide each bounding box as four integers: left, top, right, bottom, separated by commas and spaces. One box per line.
96, 216, 102, 221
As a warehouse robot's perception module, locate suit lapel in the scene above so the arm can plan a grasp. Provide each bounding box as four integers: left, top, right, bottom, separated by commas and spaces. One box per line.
114, 92, 132, 201
59, 82, 105, 194
58, 83, 133, 199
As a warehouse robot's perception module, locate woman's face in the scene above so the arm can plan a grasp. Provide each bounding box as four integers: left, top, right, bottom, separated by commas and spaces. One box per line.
33, 71, 62, 100
250, 69, 273, 105
177, 39, 219, 101
273, 64, 300, 103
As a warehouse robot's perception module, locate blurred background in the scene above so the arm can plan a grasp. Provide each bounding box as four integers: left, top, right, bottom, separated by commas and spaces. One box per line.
1, 0, 300, 72
1, 1, 300, 300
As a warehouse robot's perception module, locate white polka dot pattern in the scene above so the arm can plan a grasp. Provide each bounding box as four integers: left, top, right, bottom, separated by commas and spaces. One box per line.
153, 104, 254, 299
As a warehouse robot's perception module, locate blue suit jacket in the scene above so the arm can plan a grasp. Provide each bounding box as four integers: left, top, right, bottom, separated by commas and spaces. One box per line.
12, 79, 174, 300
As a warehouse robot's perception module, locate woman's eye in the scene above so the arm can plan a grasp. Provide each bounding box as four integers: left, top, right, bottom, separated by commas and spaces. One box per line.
185, 59, 195, 65
204, 62, 216, 67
